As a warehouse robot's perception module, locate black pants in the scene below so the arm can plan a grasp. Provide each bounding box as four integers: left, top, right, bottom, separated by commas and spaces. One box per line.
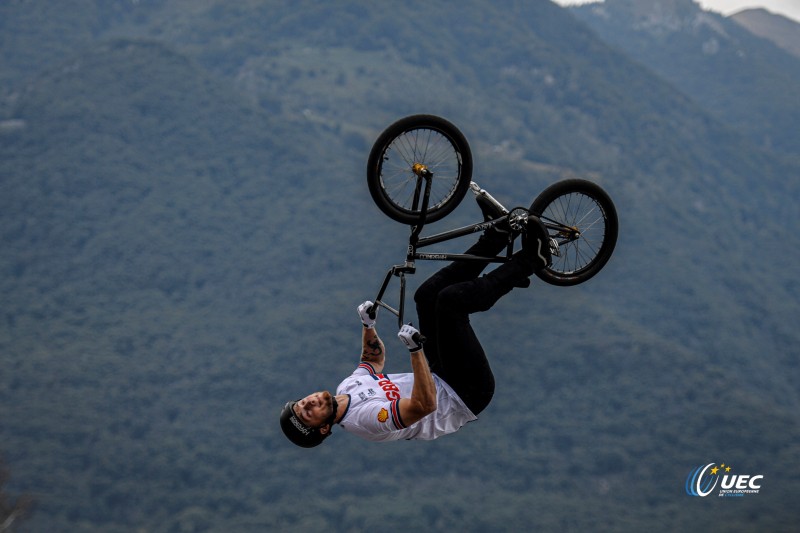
414, 234, 533, 415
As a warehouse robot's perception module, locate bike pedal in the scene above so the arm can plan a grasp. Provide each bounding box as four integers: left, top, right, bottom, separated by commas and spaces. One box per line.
549, 238, 561, 258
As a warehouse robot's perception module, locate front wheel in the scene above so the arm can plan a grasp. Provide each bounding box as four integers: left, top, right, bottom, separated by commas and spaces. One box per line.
530, 179, 618, 286
367, 115, 473, 224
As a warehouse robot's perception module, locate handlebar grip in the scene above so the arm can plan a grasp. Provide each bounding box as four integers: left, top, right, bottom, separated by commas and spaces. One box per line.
412, 332, 426, 345
367, 304, 376, 320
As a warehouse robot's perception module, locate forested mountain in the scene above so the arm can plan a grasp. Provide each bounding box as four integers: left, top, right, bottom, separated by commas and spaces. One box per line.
570, 0, 800, 160
1, 1, 798, 531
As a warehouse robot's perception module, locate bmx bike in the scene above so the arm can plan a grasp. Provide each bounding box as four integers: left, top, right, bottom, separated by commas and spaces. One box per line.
366, 114, 618, 329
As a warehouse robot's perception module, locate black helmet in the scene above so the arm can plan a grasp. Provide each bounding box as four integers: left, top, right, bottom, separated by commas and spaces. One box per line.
279, 396, 338, 449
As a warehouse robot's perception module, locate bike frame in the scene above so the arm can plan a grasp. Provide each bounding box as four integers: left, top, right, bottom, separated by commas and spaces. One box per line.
371, 172, 521, 328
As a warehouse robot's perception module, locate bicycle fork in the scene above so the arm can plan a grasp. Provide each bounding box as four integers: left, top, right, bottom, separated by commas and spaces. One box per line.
370, 263, 413, 328
369, 166, 433, 337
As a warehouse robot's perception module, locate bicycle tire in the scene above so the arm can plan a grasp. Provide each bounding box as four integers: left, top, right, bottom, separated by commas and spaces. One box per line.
530, 179, 618, 286
367, 115, 473, 224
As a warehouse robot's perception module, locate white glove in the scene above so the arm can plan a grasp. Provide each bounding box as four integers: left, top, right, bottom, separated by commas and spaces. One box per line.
398, 324, 423, 352
358, 301, 377, 328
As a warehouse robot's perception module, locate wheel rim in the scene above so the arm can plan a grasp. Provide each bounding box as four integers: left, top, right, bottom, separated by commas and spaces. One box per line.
378, 127, 463, 214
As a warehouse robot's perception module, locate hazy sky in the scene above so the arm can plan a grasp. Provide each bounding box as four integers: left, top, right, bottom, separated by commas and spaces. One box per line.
553, 0, 800, 23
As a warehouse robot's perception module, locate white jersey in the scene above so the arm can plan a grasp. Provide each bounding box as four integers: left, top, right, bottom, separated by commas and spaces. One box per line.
335, 362, 477, 442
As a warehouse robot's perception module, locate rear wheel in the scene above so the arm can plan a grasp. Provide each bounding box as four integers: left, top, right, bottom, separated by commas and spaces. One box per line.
367, 115, 472, 224
530, 179, 618, 286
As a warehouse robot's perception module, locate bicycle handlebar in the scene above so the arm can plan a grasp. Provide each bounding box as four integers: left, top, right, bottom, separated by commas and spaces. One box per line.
367, 302, 426, 344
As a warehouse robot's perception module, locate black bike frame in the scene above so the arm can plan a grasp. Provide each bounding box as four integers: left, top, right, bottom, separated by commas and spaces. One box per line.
371, 173, 516, 328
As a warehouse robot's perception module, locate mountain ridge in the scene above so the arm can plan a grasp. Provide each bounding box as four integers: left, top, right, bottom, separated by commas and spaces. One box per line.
571, 0, 800, 159
732, 7, 800, 58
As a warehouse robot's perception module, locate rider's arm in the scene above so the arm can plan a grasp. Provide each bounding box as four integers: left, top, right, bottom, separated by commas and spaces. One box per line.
397, 348, 437, 427
361, 326, 385, 373
396, 325, 436, 426
358, 301, 385, 373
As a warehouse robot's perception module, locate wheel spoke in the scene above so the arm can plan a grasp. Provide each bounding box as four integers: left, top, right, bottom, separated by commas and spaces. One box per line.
380, 127, 462, 211
540, 191, 608, 276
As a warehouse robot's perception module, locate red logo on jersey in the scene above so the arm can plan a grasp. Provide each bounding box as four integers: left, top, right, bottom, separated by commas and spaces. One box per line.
377, 378, 401, 401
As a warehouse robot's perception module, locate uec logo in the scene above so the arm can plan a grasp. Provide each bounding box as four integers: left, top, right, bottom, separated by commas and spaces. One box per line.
685, 463, 763, 497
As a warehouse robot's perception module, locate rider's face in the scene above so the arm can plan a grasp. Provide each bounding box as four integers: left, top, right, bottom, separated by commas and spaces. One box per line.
293, 391, 334, 429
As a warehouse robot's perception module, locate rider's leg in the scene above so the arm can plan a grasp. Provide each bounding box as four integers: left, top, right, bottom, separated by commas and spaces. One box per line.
414, 227, 539, 415
414, 215, 547, 367
414, 230, 507, 375
414, 231, 508, 309
413, 208, 549, 414
414, 197, 515, 306
426, 254, 537, 415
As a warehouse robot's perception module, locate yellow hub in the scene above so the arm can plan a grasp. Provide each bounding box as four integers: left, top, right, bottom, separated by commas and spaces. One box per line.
411, 163, 429, 177
558, 226, 581, 239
